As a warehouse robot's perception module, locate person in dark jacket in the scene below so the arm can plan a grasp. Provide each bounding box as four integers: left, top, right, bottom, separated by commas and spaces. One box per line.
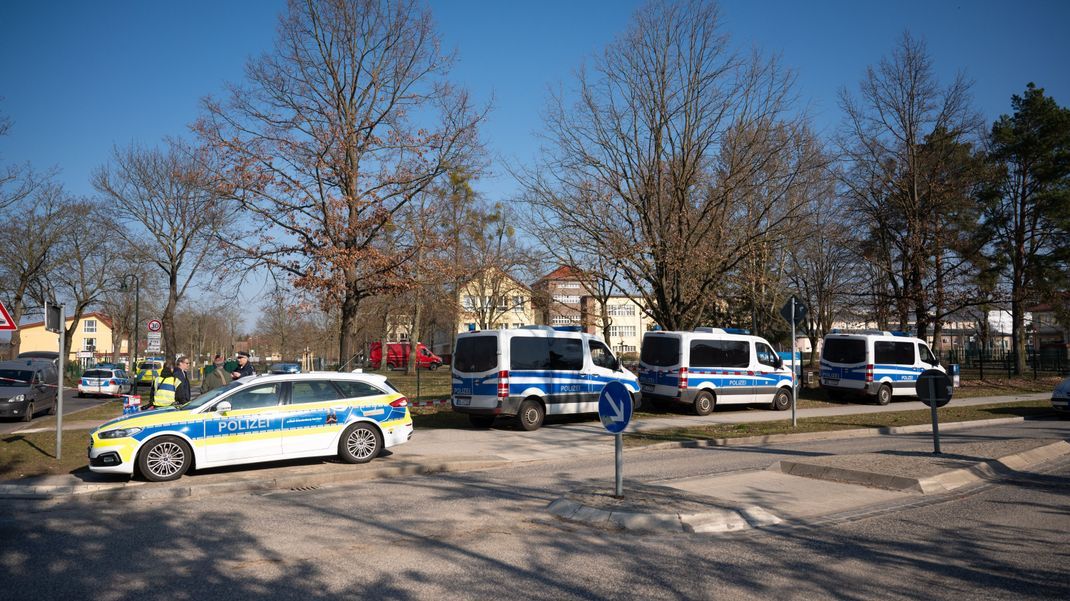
231, 351, 255, 380
173, 356, 192, 406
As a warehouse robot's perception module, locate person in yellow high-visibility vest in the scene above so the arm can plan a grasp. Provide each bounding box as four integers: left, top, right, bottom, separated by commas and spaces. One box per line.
152, 365, 179, 409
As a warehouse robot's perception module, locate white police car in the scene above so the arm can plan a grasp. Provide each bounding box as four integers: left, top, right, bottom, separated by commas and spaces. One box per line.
88, 372, 413, 481
451, 326, 639, 430
78, 368, 134, 397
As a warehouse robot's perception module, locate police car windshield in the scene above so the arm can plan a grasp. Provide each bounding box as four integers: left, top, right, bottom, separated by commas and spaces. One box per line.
177, 381, 243, 409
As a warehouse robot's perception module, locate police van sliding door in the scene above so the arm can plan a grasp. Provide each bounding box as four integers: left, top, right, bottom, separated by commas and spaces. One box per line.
203, 383, 284, 463
689, 339, 754, 404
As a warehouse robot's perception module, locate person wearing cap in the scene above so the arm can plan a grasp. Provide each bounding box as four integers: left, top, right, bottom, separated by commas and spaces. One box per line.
231, 351, 255, 380
201, 354, 229, 393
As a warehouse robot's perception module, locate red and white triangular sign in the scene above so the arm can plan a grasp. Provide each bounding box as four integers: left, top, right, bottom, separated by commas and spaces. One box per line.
0, 300, 15, 331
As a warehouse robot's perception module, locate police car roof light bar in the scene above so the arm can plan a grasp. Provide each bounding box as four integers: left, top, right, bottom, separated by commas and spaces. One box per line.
552, 326, 583, 332
521, 325, 554, 331
722, 328, 751, 335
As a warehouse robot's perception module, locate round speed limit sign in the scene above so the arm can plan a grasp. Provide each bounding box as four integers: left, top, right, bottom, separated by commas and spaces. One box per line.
147, 319, 162, 333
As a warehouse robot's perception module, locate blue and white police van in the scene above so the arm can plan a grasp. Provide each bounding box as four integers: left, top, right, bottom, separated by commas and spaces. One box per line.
819, 330, 944, 404
451, 326, 639, 431
638, 328, 795, 415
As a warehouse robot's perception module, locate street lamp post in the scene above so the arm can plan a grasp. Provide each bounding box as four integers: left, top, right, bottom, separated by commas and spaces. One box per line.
120, 274, 140, 370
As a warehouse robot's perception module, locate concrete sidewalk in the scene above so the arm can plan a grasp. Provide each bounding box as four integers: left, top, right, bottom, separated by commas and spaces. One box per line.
548, 436, 1070, 534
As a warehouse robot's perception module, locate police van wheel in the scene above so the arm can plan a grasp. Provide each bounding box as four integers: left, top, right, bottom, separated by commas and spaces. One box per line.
693, 392, 714, 416
469, 414, 495, 429
771, 388, 792, 411
517, 399, 545, 431
876, 384, 892, 406
138, 436, 191, 482
339, 423, 382, 464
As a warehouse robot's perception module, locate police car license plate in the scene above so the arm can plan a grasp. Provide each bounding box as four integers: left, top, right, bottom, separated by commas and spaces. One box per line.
641, 384, 654, 393
454, 396, 471, 406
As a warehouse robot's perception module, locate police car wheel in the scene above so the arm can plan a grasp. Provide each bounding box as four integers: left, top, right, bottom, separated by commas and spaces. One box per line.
517, 399, 544, 431
771, 389, 792, 411
339, 423, 382, 464
876, 384, 892, 406
139, 436, 191, 482
469, 414, 495, 429
693, 392, 714, 416
632, 392, 642, 412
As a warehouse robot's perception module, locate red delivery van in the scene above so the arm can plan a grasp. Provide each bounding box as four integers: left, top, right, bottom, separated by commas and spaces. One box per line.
370, 342, 443, 370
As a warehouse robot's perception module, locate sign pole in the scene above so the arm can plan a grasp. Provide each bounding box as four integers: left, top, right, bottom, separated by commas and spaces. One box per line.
791, 298, 797, 428
615, 432, 623, 497
929, 376, 941, 455
56, 304, 65, 460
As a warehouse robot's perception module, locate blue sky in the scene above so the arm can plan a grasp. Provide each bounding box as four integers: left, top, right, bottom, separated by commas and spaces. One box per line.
2, 0, 1068, 330
3, 0, 1069, 204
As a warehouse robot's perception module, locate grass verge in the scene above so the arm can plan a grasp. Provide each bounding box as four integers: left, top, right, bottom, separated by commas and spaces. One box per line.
624, 400, 1055, 447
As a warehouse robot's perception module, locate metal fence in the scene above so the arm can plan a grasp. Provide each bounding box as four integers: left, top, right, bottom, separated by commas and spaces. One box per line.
938, 348, 1068, 379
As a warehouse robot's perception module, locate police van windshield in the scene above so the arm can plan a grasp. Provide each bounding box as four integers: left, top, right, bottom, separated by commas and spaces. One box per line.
641, 336, 680, 367
822, 339, 866, 364
137, 362, 160, 371
454, 336, 498, 373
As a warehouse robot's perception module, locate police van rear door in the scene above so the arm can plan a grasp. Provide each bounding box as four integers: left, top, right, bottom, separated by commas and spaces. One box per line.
452, 335, 499, 410
639, 333, 681, 397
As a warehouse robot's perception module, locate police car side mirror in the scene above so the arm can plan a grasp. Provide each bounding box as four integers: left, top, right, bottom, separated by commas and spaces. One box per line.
215, 401, 232, 413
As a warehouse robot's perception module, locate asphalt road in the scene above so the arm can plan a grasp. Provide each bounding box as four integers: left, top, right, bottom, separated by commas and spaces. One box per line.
0, 389, 112, 435
0, 421, 1066, 600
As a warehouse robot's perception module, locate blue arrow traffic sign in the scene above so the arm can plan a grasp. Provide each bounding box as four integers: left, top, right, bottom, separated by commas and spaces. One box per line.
598, 381, 633, 434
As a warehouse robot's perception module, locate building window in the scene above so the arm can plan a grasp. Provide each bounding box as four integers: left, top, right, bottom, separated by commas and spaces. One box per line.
607, 304, 636, 317
551, 315, 581, 326
463, 295, 476, 310
553, 295, 581, 305
559, 281, 581, 289
84, 319, 97, 333
608, 325, 637, 338
83, 338, 97, 352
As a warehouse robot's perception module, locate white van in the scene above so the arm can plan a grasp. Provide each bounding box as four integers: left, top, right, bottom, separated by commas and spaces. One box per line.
451, 326, 639, 431
638, 328, 794, 415
819, 330, 945, 404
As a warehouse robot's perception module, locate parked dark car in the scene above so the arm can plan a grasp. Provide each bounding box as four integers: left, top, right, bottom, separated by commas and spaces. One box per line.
16, 351, 59, 366
0, 359, 59, 421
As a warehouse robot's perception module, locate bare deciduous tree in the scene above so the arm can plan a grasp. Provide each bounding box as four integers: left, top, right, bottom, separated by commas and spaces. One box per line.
0, 183, 74, 358
521, 0, 819, 330
92, 142, 231, 362
838, 32, 983, 340
197, 0, 484, 366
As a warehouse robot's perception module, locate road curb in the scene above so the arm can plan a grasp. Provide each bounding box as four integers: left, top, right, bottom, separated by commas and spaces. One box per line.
628, 416, 1041, 453
546, 497, 766, 534
775, 439, 1070, 493
0, 456, 513, 501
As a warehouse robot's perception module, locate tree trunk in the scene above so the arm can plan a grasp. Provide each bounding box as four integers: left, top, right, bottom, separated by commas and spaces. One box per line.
408, 297, 422, 376
338, 285, 360, 371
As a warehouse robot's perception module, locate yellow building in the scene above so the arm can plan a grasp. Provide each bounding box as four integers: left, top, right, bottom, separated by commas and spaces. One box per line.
431, 268, 537, 357
457, 268, 536, 332
19, 312, 129, 368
